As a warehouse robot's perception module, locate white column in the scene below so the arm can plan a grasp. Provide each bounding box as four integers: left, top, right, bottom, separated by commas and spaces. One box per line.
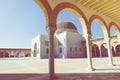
84, 34, 94, 70
98, 46, 102, 57
105, 37, 114, 66
47, 27, 56, 80
113, 46, 116, 56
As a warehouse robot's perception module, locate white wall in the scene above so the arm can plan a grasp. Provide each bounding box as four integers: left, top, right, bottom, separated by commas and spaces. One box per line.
55, 32, 67, 58
66, 31, 84, 58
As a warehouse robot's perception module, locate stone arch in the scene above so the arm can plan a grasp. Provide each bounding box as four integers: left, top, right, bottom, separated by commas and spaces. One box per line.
109, 22, 120, 42
53, 2, 89, 34
35, 0, 54, 28
89, 15, 109, 38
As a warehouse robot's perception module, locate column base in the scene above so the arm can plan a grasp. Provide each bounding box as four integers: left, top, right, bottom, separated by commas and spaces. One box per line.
87, 67, 96, 71
48, 76, 54, 80
48, 75, 58, 80
108, 63, 115, 66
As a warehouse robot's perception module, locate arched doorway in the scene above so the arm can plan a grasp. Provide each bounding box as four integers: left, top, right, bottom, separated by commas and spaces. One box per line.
116, 45, 120, 56
101, 44, 108, 57
92, 44, 100, 58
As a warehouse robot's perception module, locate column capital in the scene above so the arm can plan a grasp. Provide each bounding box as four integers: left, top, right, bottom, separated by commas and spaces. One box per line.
98, 46, 101, 50
83, 33, 91, 39
117, 37, 120, 44
47, 26, 57, 35
105, 36, 110, 40
105, 37, 111, 42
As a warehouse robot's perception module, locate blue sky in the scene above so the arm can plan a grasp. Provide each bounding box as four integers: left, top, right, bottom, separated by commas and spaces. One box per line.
0, 0, 115, 48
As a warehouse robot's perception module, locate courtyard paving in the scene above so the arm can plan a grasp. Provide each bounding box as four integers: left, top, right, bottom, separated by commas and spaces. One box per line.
0, 57, 120, 80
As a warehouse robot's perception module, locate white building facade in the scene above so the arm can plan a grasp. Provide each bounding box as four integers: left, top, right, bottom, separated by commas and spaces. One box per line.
31, 22, 120, 59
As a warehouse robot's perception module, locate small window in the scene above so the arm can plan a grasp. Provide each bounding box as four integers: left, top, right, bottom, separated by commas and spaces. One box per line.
59, 48, 62, 53
46, 48, 49, 54
70, 47, 72, 52
75, 48, 77, 52
80, 48, 81, 51
45, 41, 49, 46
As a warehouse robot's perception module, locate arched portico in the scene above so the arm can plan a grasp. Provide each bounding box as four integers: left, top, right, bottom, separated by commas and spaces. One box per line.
53, 2, 93, 70
34, 0, 120, 79
89, 15, 114, 66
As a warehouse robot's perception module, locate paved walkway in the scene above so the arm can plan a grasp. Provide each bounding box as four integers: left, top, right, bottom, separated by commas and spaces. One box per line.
0, 57, 120, 80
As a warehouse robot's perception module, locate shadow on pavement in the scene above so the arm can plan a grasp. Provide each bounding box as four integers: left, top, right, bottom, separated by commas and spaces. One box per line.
0, 73, 120, 80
